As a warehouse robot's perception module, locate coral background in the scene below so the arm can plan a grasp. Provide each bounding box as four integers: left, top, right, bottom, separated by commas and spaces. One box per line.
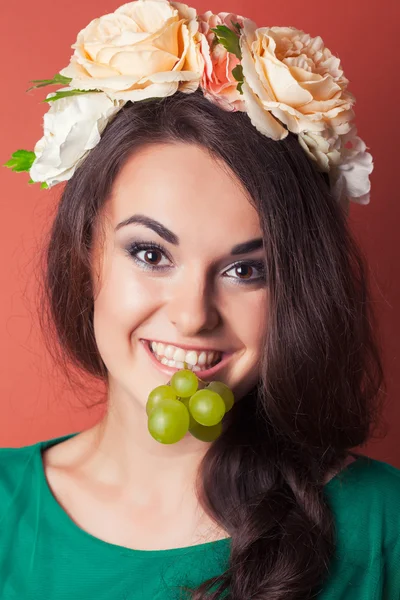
0, 0, 398, 466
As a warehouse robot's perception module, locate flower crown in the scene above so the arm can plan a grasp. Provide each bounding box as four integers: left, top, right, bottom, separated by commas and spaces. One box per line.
4, 0, 373, 208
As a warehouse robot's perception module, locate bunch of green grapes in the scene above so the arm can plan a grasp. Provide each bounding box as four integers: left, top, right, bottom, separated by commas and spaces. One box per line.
146, 364, 234, 444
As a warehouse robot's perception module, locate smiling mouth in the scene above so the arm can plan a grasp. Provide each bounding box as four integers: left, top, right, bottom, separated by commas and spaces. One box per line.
147, 342, 222, 371
141, 339, 232, 378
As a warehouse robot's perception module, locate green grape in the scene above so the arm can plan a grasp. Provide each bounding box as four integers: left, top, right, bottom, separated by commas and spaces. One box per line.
179, 397, 198, 430
148, 398, 190, 444
146, 384, 177, 416
189, 389, 226, 427
170, 369, 199, 398
196, 378, 208, 391
189, 421, 222, 442
205, 381, 234, 412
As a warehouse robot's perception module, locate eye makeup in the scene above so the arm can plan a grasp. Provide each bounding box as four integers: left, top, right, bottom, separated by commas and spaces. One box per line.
124, 240, 267, 286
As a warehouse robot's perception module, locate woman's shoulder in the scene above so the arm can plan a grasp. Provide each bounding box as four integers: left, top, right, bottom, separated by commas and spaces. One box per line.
326, 453, 400, 496
0, 436, 39, 510
325, 454, 400, 552
0, 434, 75, 505
0, 438, 43, 501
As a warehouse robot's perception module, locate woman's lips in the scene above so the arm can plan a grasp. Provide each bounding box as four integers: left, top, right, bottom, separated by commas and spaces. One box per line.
140, 339, 233, 380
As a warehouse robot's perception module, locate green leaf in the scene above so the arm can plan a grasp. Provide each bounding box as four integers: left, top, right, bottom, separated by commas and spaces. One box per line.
44, 88, 101, 103
3, 150, 36, 173
210, 35, 219, 51
140, 96, 166, 103
231, 20, 242, 34
231, 64, 244, 83
27, 73, 72, 92
4, 154, 49, 188
232, 65, 244, 94
29, 177, 49, 189
210, 25, 242, 60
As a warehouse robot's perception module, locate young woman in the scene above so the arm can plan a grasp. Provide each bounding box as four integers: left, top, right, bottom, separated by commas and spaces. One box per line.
2, 1, 399, 598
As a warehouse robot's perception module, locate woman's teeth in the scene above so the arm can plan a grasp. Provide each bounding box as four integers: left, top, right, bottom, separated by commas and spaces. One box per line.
150, 341, 222, 371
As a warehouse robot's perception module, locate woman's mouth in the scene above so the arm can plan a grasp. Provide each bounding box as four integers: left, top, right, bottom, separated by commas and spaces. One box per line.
140, 339, 233, 380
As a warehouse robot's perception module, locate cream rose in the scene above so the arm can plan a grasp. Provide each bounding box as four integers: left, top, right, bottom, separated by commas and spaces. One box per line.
239, 21, 355, 141
29, 90, 125, 188
59, 0, 205, 102
198, 11, 246, 112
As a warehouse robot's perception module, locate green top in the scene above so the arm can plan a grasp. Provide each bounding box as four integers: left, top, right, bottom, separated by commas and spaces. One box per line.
0, 432, 399, 599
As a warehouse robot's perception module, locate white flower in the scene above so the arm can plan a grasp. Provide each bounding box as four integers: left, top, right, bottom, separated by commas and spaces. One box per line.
298, 129, 340, 172
329, 128, 373, 206
298, 125, 373, 206
29, 90, 125, 188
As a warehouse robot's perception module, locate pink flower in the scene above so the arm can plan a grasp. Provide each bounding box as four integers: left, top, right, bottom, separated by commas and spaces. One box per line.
197, 11, 247, 111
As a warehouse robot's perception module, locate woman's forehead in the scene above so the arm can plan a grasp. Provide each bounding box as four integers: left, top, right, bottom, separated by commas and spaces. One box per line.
102, 143, 262, 239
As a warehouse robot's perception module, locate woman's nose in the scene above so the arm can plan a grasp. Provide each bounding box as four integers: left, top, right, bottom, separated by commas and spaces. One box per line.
166, 270, 221, 336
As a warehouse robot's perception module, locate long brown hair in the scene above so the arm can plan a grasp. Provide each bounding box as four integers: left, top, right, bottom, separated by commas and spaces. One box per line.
37, 89, 387, 599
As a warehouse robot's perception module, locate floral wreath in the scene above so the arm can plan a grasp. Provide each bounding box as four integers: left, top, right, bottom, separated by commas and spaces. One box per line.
4, 0, 373, 208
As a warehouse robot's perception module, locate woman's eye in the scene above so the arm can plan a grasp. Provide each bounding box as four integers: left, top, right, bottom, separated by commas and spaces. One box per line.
126, 242, 266, 285
224, 262, 266, 284
127, 242, 171, 269
136, 248, 169, 267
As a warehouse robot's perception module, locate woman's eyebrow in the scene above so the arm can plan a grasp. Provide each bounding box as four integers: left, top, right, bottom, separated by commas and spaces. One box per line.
115, 213, 263, 255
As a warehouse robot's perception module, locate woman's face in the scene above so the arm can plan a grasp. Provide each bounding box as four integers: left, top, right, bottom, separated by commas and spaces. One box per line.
91, 142, 269, 410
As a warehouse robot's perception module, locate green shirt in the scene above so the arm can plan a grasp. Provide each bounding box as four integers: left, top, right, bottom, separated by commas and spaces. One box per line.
0, 432, 399, 599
